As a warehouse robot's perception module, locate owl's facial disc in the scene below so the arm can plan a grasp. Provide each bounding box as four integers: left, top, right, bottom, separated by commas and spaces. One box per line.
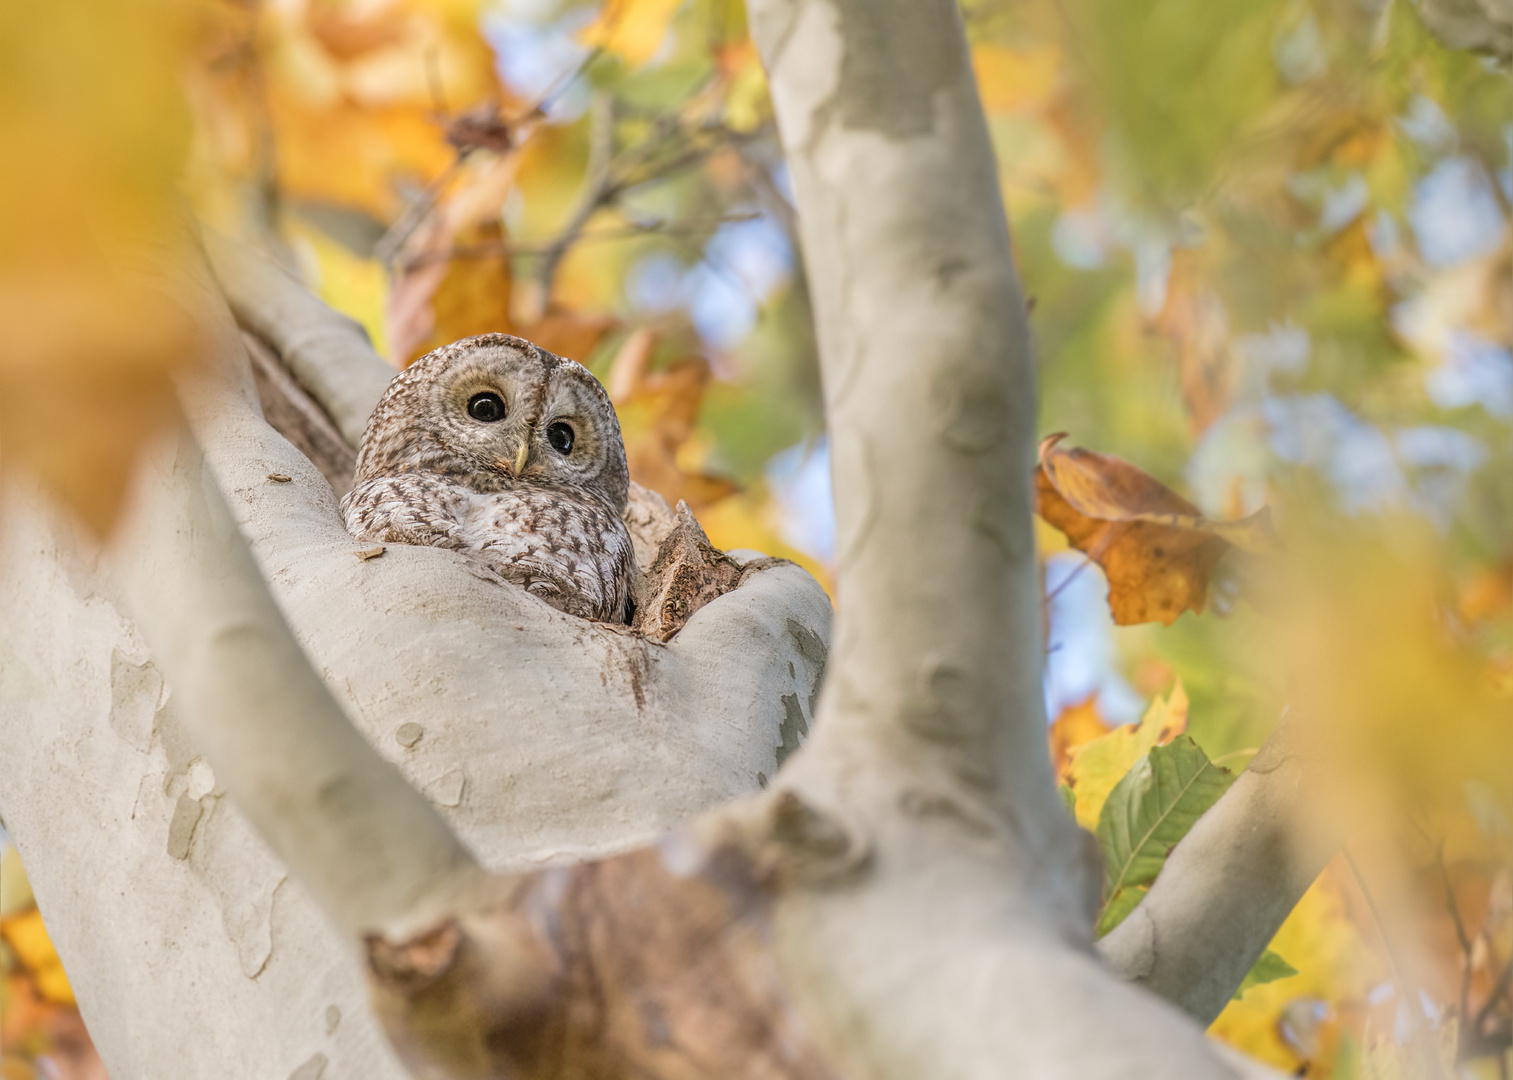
433, 349, 547, 479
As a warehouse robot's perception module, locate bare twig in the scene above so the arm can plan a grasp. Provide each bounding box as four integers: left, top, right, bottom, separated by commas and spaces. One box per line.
529, 90, 618, 315
398, 211, 764, 271
1427, 832, 1475, 1032
372, 154, 474, 267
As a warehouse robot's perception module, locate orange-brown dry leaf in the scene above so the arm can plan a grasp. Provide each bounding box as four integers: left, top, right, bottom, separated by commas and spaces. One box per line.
388, 151, 526, 363
608, 335, 739, 512
1048, 696, 1114, 782
515, 308, 618, 365
1034, 433, 1274, 626
259, 0, 505, 219
1459, 565, 1513, 624
395, 223, 513, 364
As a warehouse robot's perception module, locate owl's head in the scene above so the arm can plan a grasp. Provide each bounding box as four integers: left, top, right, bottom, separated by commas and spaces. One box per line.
354, 334, 630, 513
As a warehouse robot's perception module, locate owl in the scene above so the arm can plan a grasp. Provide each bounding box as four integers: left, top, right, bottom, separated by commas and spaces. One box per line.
340, 333, 635, 623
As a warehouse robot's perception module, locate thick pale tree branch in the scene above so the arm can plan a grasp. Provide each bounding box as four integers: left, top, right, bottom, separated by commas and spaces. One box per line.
743, 2, 1281, 1076
1100, 712, 1338, 1025
117, 425, 495, 939
204, 231, 394, 447
110, 251, 492, 938
749, 0, 1063, 841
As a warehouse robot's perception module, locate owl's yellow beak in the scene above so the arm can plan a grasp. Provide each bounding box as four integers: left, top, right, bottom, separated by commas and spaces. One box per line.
513, 440, 530, 477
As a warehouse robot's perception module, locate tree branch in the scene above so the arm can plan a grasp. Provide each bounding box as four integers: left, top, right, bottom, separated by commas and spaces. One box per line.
749, 0, 1061, 831
203, 231, 394, 448
741, 3, 1282, 1076
1098, 711, 1337, 1024
115, 423, 491, 939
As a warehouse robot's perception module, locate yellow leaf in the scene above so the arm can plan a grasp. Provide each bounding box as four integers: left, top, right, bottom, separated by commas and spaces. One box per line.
0, 911, 72, 1006
288, 223, 392, 360
697, 492, 834, 597
1064, 682, 1188, 830
972, 43, 1063, 114
580, 0, 686, 66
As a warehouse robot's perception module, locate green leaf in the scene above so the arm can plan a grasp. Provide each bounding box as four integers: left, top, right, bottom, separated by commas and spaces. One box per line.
1093, 735, 1235, 937
1059, 782, 1078, 817
1232, 949, 1300, 1000
1094, 885, 1148, 937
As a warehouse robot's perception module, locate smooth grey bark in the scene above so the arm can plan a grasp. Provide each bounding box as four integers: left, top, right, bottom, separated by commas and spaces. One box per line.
742, 1, 1280, 1076
206, 232, 392, 448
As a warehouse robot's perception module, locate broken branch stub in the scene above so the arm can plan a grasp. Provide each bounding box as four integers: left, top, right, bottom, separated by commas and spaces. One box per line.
632, 501, 747, 642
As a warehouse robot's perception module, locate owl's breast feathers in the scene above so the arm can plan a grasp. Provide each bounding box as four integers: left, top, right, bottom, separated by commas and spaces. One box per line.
340, 474, 634, 624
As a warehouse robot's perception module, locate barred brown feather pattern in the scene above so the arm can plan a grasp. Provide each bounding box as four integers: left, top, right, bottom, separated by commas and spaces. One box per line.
340, 334, 635, 623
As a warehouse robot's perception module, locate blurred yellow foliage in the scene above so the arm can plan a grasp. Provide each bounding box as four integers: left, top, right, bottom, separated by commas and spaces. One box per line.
580, 0, 685, 66
971, 43, 1062, 114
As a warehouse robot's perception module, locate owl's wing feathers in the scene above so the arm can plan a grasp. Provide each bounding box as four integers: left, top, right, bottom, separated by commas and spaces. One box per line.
461, 486, 635, 623
341, 474, 471, 548
341, 475, 632, 623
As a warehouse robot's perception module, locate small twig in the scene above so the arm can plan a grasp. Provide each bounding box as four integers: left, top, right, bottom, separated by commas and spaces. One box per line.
1429, 836, 1475, 1034
741, 150, 798, 240
531, 90, 618, 312
529, 45, 606, 120
609, 123, 763, 195
373, 153, 473, 266
1045, 553, 1094, 605
399, 212, 764, 271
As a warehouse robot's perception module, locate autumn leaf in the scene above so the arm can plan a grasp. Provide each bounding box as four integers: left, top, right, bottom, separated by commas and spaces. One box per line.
1048, 696, 1114, 782
1063, 682, 1188, 830
1094, 734, 1235, 936
580, 0, 686, 66
388, 154, 523, 363
515, 308, 619, 365
971, 43, 1063, 114
607, 333, 740, 511
246, 0, 505, 219
0, 1, 203, 534
1034, 433, 1275, 626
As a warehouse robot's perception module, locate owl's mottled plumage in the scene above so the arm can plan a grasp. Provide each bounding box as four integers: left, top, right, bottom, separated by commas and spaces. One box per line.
341, 333, 634, 622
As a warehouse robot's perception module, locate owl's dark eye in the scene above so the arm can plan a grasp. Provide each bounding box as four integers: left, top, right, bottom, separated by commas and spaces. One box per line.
467, 392, 506, 422
546, 422, 575, 454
